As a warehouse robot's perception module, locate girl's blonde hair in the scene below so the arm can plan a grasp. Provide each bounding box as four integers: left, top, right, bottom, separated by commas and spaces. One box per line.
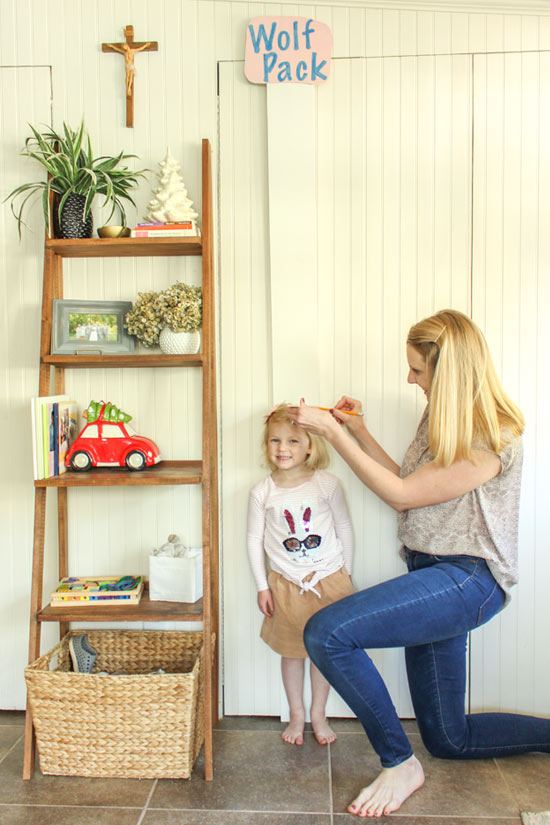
407, 309, 524, 466
262, 403, 330, 471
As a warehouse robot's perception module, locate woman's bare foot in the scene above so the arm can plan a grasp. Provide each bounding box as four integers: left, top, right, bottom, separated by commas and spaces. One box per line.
347, 754, 425, 817
282, 709, 305, 745
311, 710, 337, 745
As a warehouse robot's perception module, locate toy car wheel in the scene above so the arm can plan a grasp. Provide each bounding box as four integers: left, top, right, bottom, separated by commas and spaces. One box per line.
70, 451, 93, 472
125, 450, 147, 471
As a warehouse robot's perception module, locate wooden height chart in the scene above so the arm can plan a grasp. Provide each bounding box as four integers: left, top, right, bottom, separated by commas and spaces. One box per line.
102, 25, 158, 127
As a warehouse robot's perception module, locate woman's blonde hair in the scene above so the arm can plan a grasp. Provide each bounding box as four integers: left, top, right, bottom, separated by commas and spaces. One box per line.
262, 403, 330, 471
407, 309, 524, 465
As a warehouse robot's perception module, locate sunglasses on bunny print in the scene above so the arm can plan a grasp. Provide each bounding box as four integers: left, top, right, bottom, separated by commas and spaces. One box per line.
282, 534, 321, 552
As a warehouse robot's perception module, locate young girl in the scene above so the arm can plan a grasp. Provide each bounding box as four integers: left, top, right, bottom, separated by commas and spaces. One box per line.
247, 403, 354, 746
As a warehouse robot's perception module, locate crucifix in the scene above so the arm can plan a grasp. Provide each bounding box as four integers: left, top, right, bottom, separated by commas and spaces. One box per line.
102, 25, 158, 127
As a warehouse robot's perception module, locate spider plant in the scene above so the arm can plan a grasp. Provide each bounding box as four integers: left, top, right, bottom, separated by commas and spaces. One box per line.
5, 120, 148, 238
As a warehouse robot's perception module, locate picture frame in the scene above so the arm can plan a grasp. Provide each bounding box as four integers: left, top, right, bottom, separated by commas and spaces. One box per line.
51, 300, 135, 355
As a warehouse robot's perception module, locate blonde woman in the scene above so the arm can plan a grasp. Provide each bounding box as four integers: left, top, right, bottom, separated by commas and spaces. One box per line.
247, 404, 354, 747
291, 309, 549, 818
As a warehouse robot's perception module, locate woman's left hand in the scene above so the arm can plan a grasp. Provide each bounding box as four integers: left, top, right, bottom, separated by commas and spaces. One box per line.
289, 399, 337, 437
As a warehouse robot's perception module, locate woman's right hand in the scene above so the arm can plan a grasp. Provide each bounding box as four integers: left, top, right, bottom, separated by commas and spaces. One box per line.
258, 588, 274, 617
332, 395, 366, 433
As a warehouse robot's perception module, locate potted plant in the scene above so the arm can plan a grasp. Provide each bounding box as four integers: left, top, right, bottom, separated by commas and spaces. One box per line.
5, 119, 148, 239
125, 282, 202, 353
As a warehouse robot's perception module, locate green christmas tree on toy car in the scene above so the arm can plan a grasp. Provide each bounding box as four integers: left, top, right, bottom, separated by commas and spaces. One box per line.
85, 400, 132, 424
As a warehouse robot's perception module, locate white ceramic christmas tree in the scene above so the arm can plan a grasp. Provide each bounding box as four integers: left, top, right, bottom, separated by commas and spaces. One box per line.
144, 149, 199, 224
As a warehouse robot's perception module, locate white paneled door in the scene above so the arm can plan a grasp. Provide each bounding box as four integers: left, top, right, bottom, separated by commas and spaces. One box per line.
0, 67, 54, 709
470, 51, 550, 716
219, 55, 473, 717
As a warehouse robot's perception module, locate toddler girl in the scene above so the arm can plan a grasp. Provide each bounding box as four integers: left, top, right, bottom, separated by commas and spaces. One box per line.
247, 403, 354, 746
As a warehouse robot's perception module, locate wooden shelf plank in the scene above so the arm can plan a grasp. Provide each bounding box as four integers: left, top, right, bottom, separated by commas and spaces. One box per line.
38, 590, 203, 623
42, 353, 203, 369
45, 237, 202, 258
34, 460, 202, 488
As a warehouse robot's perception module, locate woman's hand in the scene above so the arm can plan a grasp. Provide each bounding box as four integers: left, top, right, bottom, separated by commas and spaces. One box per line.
332, 395, 366, 435
334, 395, 363, 415
258, 588, 274, 617
290, 400, 338, 438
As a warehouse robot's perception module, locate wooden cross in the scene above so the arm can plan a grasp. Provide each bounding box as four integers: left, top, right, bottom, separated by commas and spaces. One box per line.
102, 25, 158, 128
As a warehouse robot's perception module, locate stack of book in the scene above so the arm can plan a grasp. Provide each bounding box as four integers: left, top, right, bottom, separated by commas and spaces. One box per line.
130, 221, 200, 238
50, 575, 144, 607
31, 395, 78, 480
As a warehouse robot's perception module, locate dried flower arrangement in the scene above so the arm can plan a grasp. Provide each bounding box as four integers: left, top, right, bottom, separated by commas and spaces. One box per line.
125, 282, 202, 347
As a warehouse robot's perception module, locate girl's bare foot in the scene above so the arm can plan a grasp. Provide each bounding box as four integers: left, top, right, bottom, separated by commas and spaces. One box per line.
282, 709, 305, 745
311, 710, 337, 745
347, 754, 425, 817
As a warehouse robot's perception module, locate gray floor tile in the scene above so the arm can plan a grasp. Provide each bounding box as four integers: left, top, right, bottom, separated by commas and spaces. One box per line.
497, 753, 550, 811
144, 811, 331, 824
0, 727, 24, 762
330, 717, 363, 733
150, 730, 331, 813
215, 715, 284, 732
216, 716, 338, 736
333, 817, 521, 824
0, 712, 25, 727
330, 733, 519, 818
0, 740, 154, 808
330, 716, 421, 736
0, 806, 141, 824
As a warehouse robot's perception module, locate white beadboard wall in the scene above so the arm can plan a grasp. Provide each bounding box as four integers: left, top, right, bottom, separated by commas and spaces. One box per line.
1, 0, 549, 716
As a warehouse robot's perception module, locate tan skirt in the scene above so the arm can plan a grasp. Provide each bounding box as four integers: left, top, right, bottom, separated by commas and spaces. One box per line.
260, 567, 355, 658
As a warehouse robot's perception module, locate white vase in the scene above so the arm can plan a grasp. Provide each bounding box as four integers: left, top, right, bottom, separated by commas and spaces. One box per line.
159, 327, 201, 355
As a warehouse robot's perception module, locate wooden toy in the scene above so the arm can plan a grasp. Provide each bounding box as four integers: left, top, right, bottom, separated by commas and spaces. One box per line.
50, 575, 144, 606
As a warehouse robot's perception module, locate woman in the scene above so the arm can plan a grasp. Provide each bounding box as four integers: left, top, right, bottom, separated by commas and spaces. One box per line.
291, 309, 550, 818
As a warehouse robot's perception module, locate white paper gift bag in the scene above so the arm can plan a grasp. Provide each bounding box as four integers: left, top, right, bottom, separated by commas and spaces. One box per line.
149, 539, 203, 602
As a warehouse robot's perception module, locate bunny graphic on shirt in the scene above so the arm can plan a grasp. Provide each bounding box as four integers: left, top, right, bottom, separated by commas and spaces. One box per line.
280, 501, 323, 564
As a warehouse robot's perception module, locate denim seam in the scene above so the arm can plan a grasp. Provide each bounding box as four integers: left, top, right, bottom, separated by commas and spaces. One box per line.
476, 581, 498, 626
427, 641, 550, 753
427, 640, 461, 753
457, 558, 479, 588
411, 554, 479, 588
339, 673, 413, 767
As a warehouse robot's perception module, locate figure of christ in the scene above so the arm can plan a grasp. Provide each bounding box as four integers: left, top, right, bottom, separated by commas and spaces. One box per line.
102, 25, 158, 126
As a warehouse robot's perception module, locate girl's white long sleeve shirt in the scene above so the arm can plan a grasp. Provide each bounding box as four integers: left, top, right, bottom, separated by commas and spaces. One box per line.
247, 469, 353, 595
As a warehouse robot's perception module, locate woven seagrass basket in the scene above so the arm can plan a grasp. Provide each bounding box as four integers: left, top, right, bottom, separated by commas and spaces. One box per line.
25, 629, 211, 779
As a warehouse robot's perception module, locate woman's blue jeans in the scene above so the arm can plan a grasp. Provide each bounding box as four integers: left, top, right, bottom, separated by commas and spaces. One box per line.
304, 551, 550, 767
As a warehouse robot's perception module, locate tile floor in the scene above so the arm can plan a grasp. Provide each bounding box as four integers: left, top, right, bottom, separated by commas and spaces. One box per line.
0, 710, 548, 824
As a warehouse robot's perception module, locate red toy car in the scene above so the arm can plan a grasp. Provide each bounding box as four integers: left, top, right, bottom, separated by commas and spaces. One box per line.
65, 406, 161, 472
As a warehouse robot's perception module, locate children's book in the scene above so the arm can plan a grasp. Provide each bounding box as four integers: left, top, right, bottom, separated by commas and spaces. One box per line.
42, 402, 56, 478
130, 227, 200, 238
31, 394, 70, 480
52, 403, 59, 476
30, 399, 40, 481
50, 575, 144, 606
57, 401, 78, 474
135, 221, 196, 229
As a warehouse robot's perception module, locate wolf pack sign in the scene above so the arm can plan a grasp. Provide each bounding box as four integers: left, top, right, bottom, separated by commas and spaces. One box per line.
245, 16, 332, 85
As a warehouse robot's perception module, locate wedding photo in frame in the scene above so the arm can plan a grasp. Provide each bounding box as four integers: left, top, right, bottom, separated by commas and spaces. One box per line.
51, 299, 135, 355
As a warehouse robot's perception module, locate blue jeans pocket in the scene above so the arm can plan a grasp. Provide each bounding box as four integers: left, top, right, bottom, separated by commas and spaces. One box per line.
431, 555, 479, 588
476, 580, 505, 627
